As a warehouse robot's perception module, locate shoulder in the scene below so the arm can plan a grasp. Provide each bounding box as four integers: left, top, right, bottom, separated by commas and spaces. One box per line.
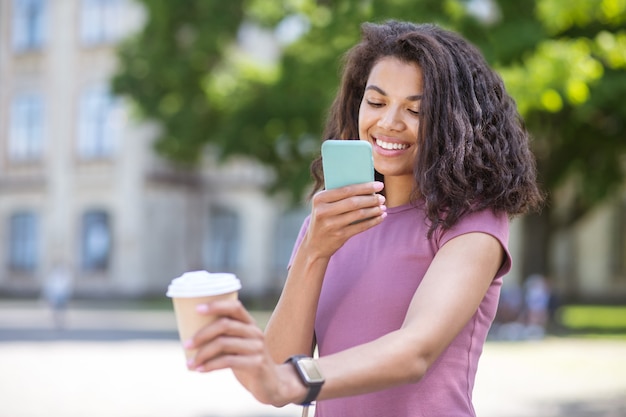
437, 208, 508, 240
435, 209, 511, 277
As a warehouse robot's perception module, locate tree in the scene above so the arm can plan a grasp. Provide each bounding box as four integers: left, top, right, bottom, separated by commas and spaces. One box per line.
112, 1, 246, 161
486, 0, 626, 281
499, 0, 626, 223
114, 0, 466, 198
113, 0, 626, 284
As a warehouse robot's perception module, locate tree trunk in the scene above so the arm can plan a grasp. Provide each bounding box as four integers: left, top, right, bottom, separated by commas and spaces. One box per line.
520, 211, 551, 280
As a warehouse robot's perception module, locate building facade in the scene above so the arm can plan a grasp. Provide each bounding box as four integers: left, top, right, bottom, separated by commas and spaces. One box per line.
0, 0, 306, 301
1, 0, 624, 303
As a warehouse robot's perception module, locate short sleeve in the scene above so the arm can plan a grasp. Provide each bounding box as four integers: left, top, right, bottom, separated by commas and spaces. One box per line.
436, 209, 511, 279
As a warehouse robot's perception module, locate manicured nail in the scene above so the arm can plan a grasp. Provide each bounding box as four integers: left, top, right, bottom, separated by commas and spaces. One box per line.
183, 339, 194, 349
196, 304, 209, 313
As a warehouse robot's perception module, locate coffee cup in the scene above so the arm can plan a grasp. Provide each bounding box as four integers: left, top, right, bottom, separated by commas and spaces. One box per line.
166, 270, 241, 360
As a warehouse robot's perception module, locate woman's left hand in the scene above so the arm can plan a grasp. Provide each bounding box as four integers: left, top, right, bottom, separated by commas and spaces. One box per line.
185, 298, 305, 406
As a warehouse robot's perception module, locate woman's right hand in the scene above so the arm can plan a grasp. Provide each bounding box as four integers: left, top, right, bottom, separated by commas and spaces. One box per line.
306, 181, 386, 258
263, 181, 386, 362
187, 299, 307, 407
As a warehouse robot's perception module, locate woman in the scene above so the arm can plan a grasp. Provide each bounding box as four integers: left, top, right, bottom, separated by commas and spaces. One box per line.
186, 21, 544, 416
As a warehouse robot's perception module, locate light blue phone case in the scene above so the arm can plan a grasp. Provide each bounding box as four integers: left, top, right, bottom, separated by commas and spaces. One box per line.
321, 140, 374, 190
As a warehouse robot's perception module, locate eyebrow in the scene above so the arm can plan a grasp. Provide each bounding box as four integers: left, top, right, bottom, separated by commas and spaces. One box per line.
365, 85, 423, 101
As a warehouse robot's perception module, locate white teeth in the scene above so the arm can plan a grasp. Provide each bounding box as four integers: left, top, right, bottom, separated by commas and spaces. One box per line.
376, 139, 409, 150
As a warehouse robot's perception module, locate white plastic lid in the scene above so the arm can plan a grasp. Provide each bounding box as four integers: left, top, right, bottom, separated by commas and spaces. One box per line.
166, 271, 241, 298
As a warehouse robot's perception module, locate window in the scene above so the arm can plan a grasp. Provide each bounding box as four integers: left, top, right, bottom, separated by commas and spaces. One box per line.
77, 85, 121, 159
206, 207, 240, 272
12, 0, 46, 52
81, 210, 112, 271
8, 211, 38, 271
9, 93, 44, 161
80, 0, 124, 45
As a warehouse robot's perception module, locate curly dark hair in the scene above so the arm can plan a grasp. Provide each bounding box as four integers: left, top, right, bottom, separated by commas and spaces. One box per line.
310, 20, 544, 235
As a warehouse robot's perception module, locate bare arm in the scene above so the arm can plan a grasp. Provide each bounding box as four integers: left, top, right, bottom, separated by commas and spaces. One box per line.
312, 231, 504, 399
186, 189, 503, 406
264, 181, 387, 362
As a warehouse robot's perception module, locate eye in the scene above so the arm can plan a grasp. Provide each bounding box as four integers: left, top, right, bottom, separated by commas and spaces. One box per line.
367, 100, 384, 108
408, 109, 420, 116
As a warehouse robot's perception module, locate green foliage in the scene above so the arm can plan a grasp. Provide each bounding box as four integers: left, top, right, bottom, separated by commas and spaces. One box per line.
113, 0, 470, 202
498, 38, 605, 114
113, 0, 626, 215
113, 0, 247, 163
537, 0, 626, 34
560, 305, 626, 330
491, 0, 626, 226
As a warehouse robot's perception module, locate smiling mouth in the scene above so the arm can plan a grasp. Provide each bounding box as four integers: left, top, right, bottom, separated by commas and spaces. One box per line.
376, 138, 409, 150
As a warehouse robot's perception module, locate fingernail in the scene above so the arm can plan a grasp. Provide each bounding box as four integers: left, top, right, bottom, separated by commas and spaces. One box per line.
377, 195, 386, 204
374, 181, 384, 191
187, 357, 194, 367
380, 205, 387, 212
196, 304, 209, 313
183, 339, 194, 349
381, 212, 388, 219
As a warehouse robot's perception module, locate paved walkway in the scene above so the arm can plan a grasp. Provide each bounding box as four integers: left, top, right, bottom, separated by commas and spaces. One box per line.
1, 300, 625, 417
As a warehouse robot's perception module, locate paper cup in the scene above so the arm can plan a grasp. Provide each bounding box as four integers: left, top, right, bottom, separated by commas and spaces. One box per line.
166, 271, 241, 360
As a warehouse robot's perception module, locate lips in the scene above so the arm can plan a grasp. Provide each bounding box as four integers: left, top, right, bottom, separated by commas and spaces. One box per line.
375, 138, 410, 150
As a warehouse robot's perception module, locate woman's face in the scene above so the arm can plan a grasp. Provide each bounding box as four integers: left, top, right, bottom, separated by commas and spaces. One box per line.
358, 56, 423, 181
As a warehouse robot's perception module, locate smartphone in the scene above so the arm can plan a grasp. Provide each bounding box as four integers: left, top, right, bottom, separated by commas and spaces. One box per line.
321, 140, 374, 190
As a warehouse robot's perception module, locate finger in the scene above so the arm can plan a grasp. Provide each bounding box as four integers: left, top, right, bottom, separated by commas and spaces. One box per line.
315, 181, 384, 203
191, 316, 263, 349
331, 202, 387, 227
196, 299, 256, 325
324, 194, 386, 224
313, 193, 386, 222
346, 205, 388, 227
191, 335, 265, 371
193, 352, 268, 373
187, 318, 263, 369
336, 193, 386, 214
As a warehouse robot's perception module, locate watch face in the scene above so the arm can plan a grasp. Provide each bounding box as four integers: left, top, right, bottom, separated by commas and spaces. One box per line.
298, 358, 325, 384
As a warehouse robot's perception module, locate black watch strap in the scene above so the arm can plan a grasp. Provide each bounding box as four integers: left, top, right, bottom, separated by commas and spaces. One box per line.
300, 379, 323, 406
285, 355, 325, 405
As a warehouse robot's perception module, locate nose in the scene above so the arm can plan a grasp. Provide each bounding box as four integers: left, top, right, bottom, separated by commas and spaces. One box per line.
377, 106, 404, 131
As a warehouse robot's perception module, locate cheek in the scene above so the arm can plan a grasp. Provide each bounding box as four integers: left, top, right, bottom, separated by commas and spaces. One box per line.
411, 145, 419, 162
358, 107, 375, 134
358, 124, 366, 140
357, 110, 368, 138
404, 113, 420, 133
407, 119, 421, 143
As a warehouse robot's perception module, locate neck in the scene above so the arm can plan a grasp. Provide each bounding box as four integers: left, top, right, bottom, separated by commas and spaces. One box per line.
382, 176, 414, 208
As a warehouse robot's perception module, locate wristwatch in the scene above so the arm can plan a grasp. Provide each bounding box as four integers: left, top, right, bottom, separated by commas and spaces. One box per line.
285, 355, 325, 405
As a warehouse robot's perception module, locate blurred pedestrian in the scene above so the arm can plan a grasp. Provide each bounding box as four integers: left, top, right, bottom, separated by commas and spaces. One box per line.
522, 274, 551, 339
42, 261, 73, 330
491, 283, 526, 341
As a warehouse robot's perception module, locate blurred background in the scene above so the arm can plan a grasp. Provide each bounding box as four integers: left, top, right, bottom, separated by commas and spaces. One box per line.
0, 0, 625, 416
